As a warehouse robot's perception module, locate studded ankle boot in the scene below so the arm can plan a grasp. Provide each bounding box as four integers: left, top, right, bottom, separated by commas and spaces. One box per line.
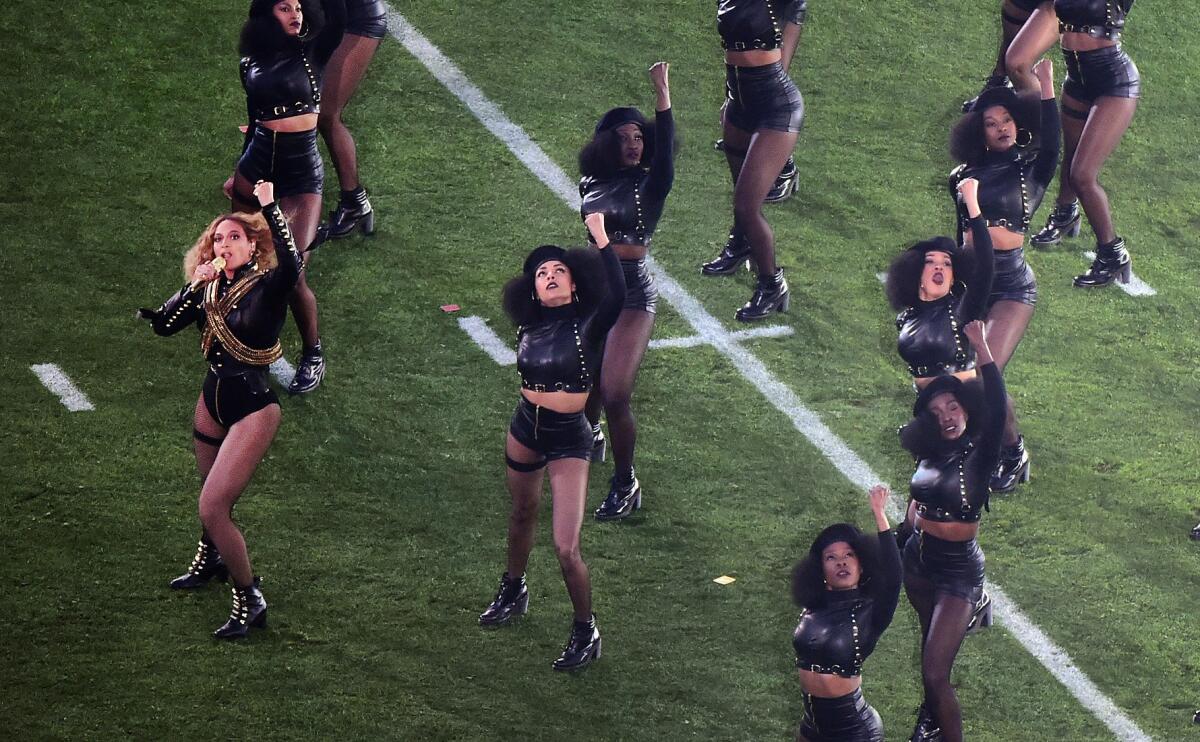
213, 581, 267, 639
990, 436, 1031, 493
765, 156, 798, 203
1074, 237, 1131, 288
552, 614, 601, 671
325, 186, 375, 240
1031, 200, 1081, 247
594, 471, 642, 522
736, 268, 790, 322
701, 227, 752, 276
169, 533, 228, 590
965, 590, 994, 635
589, 423, 606, 463
479, 572, 529, 627
909, 703, 943, 742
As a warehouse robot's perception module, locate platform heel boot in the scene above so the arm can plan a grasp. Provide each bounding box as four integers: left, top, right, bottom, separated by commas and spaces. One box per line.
213, 580, 267, 639
325, 186, 375, 240
764, 156, 798, 203
594, 470, 642, 522
169, 533, 228, 589
701, 227, 752, 276
910, 703, 943, 742
736, 268, 789, 322
289, 340, 326, 395
965, 590, 994, 635
478, 572, 529, 627
990, 435, 1031, 493
1030, 200, 1081, 247
589, 422, 606, 463
1073, 236, 1131, 288
552, 614, 601, 671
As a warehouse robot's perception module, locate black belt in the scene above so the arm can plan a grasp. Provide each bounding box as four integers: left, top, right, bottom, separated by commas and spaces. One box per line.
1060, 22, 1121, 40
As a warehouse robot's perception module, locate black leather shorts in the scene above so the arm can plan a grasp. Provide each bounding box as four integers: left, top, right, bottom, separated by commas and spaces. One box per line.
725, 62, 804, 134
237, 126, 324, 198
345, 0, 387, 38
509, 397, 592, 462
1063, 45, 1141, 102
621, 259, 658, 314
798, 688, 884, 742
903, 529, 985, 603
202, 369, 279, 429
988, 247, 1037, 307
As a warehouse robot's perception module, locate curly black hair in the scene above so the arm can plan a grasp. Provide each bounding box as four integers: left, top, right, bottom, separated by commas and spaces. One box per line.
791, 523, 884, 610
950, 89, 1042, 165
239, 0, 326, 57
501, 245, 612, 327
898, 377, 990, 460
884, 237, 975, 311
578, 114, 666, 180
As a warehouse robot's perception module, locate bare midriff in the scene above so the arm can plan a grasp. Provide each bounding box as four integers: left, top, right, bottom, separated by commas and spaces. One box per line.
612, 242, 647, 261
521, 389, 587, 414
966, 227, 1026, 252
799, 669, 862, 699
909, 501, 981, 541
1061, 31, 1118, 52
913, 369, 978, 389
725, 48, 782, 68
262, 113, 319, 132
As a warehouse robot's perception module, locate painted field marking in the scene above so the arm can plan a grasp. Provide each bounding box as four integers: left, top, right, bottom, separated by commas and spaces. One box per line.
30, 364, 95, 412
459, 314, 795, 364
387, 10, 1150, 740
1083, 251, 1156, 297
269, 358, 296, 388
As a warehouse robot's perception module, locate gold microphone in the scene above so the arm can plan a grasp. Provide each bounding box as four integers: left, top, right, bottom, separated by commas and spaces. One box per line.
190, 256, 227, 292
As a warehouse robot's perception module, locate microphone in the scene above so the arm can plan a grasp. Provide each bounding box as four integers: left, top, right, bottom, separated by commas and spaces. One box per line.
190, 256, 227, 292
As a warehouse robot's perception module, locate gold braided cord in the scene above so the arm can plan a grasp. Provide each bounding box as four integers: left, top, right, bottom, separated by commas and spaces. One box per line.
199, 270, 283, 365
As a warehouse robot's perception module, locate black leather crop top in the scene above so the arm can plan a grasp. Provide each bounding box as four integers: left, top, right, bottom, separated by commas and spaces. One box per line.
951, 99, 1061, 236
517, 247, 625, 394
896, 217, 994, 379
149, 203, 303, 377
910, 363, 1007, 523
1056, 0, 1132, 40
579, 109, 675, 248
717, 0, 806, 51
793, 530, 902, 677
240, 0, 346, 131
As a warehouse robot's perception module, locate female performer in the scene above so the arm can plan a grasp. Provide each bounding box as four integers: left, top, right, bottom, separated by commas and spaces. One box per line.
1007, 0, 1139, 287
791, 485, 901, 742
478, 213, 625, 671
578, 62, 674, 521
901, 320, 1007, 742
948, 58, 1058, 492
316, 0, 385, 242
701, 0, 805, 322
141, 181, 300, 639
228, 0, 345, 393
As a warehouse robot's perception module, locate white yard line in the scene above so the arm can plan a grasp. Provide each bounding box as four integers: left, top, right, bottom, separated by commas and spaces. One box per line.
387, 10, 1150, 740
269, 358, 296, 388
458, 316, 517, 365
1083, 251, 1157, 297
30, 364, 94, 412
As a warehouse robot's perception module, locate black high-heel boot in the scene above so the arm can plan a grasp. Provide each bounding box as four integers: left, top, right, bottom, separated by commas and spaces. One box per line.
966, 590, 994, 635
1074, 237, 1131, 288
909, 704, 943, 741
765, 156, 797, 203
1031, 200, 1081, 247
213, 581, 267, 639
552, 614, 601, 671
990, 436, 1031, 494
701, 228, 752, 276
594, 472, 642, 522
589, 423, 606, 463
479, 572, 529, 627
289, 342, 326, 395
169, 534, 228, 590
736, 269, 790, 322
1190, 523, 1200, 541
323, 186, 375, 240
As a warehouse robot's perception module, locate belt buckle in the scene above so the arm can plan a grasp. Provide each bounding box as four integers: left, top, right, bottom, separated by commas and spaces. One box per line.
733, 41, 748, 50
272, 104, 287, 116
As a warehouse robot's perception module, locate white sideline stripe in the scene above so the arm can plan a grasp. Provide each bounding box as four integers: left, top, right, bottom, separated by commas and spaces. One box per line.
388, 11, 1149, 741
269, 358, 296, 388
458, 316, 517, 366
1083, 251, 1157, 297
30, 364, 94, 411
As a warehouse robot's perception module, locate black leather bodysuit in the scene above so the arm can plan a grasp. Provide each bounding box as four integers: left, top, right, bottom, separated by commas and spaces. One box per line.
896, 217, 994, 379
579, 109, 675, 248
717, 0, 807, 50
951, 99, 1061, 237
910, 363, 1007, 523
1056, 0, 1132, 39
240, 1, 346, 144
151, 203, 303, 377
517, 247, 626, 393
793, 531, 902, 677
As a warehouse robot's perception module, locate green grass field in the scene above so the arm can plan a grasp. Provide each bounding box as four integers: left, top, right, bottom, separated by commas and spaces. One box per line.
3, 1, 1199, 739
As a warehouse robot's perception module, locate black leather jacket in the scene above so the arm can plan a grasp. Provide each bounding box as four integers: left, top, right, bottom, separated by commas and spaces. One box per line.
717, 0, 807, 51
1056, 0, 1133, 39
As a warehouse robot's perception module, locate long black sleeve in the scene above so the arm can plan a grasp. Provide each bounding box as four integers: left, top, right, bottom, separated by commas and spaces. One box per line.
586, 245, 627, 343
150, 284, 204, 336
260, 202, 303, 295
870, 528, 903, 637
240, 57, 255, 155
957, 215, 995, 323
1031, 97, 1061, 188
644, 108, 675, 201
966, 361, 1008, 510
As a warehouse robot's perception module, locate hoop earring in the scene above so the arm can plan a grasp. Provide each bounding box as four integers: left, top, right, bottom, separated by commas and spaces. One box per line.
1016, 128, 1033, 147
531, 290, 539, 304
572, 290, 580, 304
